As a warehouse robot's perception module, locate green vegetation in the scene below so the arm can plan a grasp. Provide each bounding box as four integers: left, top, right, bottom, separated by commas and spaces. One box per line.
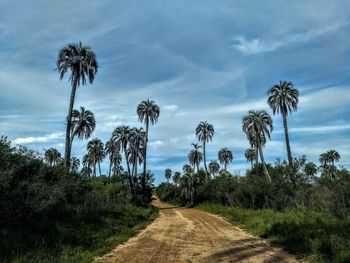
197, 204, 350, 263
0, 137, 158, 262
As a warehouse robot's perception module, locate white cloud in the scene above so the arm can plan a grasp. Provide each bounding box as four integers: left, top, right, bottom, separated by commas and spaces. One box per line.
14, 132, 64, 144
233, 22, 347, 55
163, 104, 178, 111
276, 124, 350, 134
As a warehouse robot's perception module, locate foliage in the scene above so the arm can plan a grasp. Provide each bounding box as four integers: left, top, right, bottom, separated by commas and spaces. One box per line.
0, 137, 157, 262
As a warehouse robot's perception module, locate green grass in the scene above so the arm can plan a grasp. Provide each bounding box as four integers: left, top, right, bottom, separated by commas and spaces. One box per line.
197, 203, 350, 263
5, 205, 159, 263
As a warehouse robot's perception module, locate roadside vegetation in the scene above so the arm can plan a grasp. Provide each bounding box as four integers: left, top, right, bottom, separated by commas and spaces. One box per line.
156, 81, 350, 262
0, 42, 160, 262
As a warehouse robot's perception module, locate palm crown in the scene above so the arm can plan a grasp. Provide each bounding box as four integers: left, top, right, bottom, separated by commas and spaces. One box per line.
218, 148, 233, 171
56, 42, 98, 88
71, 107, 95, 140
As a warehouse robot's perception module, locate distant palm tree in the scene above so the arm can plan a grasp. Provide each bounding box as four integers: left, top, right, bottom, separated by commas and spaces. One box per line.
218, 148, 233, 171
165, 168, 172, 183
105, 138, 120, 177
82, 153, 93, 177
196, 121, 214, 176
44, 148, 61, 166
56, 42, 98, 169
137, 99, 160, 194
87, 138, 104, 176
319, 153, 328, 165
183, 164, 193, 175
173, 171, 181, 186
304, 162, 317, 177
112, 125, 132, 186
70, 157, 80, 173
127, 128, 145, 183
268, 81, 299, 166
326, 149, 341, 166
242, 110, 273, 182
244, 148, 256, 169
188, 143, 203, 173
208, 161, 220, 177
70, 107, 95, 151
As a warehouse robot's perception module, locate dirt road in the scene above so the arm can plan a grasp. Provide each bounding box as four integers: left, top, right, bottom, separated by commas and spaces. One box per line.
97, 198, 303, 262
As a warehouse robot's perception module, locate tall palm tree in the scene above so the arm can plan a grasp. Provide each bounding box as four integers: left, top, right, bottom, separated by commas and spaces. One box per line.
70, 157, 80, 173
244, 148, 256, 169
105, 138, 120, 177
112, 126, 132, 186
218, 148, 233, 171
188, 143, 203, 173
242, 110, 273, 183
268, 81, 299, 166
56, 42, 98, 169
165, 168, 172, 183
44, 148, 61, 166
137, 99, 160, 194
70, 107, 95, 151
196, 121, 214, 176
208, 160, 220, 177
82, 153, 93, 177
127, 128, 145, 184
87, 138, 104, 176
183, 164, 193, 175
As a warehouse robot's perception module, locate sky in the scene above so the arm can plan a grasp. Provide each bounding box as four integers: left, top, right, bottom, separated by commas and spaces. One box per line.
0, 0, 349, 184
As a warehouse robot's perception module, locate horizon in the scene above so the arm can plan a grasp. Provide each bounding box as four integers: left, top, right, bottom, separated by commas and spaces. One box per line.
0, 1, 349, 184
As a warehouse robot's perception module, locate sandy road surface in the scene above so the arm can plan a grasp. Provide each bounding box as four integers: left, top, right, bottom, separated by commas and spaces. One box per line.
96, 198, 303, 263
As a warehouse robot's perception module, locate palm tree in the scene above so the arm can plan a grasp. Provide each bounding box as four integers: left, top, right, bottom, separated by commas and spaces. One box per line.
70, 157, 80, 173
70, 107, 95, 151
82, 154, 93, 177
188, 143, 203, 173
244, 148, 256, 169
87, 138, 104, 176
268, 81, 299, 166
165, 168, 172, 183
208, 161, 220, 177
44, 148, 61, 166
218, 148, 233, 171
105, 138, 120, 177
183, 164, 193, 175
242, 110, 273, 183
196, 121, 214, 176
326, 149, 341, 165
112, 126, 132, 186
56, 42, 98, 169
173, 171, 181, 186
127, 128, 145, 184
137, 99, 160, 194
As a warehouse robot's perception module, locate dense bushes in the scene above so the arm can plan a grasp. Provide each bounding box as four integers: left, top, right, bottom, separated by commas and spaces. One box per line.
0, 137, 157, 262
198, 204, 350, 262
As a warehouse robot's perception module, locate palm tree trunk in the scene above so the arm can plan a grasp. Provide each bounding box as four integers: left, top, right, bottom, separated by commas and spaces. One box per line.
224, 162, 227, 171
250, 160, 253, 169
258, 146, 271, 183
203, 140, 208, 177
123, 146, 133, 188
142, 119, 149, 197
98, 162, 101, 176
64, 83, 77, 170
255, 144, 259, 177
108, 160, 112, 177
282, 111, 293, 166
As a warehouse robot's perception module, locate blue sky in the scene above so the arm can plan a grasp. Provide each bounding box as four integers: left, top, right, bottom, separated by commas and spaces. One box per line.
0, 0, 349, 184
